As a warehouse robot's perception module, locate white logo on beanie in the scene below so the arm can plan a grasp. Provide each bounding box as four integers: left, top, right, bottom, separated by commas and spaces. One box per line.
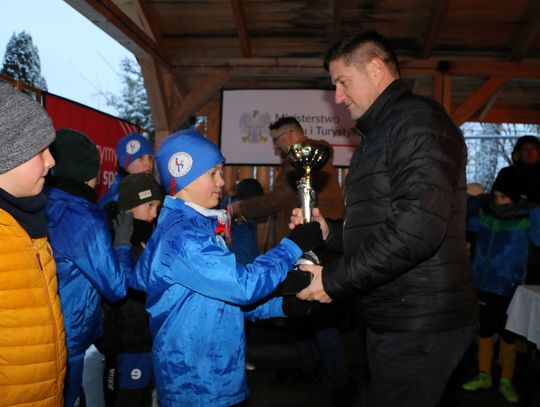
126, 139, 141, 155
139, 190, 152, 200
168, 152, 192, 177
130, 368, 142, 380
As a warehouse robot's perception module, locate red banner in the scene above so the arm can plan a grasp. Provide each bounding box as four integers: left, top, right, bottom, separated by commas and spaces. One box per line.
43, 92, 141, 197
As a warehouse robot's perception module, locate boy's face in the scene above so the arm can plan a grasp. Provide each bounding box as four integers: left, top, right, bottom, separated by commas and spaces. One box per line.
178, 163, 225, 209
127, 154, 154, 174
516, 143, 539, 166
130, 199, 161, 223
493, 190, 513, 206
0, 147, 55, 197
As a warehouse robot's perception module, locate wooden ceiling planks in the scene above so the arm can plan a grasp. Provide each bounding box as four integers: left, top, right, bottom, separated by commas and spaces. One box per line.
66, 0, 540, 132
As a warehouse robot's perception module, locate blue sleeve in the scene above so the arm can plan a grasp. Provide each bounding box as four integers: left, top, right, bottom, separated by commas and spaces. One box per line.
467, 195, 483, 232
162, 229, 302, 306
244, 297, 285, 321
528, 206, 540, 247
71, 217, 129, 302
98, 176, 120, 209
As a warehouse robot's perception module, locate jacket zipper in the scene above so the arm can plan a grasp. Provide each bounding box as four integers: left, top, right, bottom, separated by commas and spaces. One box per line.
33, 239, 63, 403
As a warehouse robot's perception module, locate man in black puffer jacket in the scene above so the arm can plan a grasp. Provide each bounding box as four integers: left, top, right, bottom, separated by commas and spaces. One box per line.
292, 31, 478, 407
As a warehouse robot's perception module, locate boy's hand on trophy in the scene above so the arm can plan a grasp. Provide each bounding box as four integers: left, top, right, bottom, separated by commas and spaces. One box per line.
287, 221, 324, 252
289, 207, 329, 241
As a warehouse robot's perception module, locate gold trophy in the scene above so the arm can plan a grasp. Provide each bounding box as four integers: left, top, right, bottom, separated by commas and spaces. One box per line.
279, 142, 330, 295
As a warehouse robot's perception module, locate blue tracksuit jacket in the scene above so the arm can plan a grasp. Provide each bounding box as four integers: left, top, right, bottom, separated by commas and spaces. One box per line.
45, 187, 131, 359
469, 196, 540, 296
130, 196, 302, 406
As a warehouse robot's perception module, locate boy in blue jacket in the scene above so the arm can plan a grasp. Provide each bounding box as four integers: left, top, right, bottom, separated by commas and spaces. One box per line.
463, 169, 540, 403
130, 129, 323, 406
45, 129, 133, 407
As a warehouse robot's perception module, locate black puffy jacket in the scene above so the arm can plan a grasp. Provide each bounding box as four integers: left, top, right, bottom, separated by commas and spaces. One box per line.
323, 79, 477, 333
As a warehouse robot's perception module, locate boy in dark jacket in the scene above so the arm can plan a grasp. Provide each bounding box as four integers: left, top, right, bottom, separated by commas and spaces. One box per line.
463, 170, 540, 403
102, 173, 164, 407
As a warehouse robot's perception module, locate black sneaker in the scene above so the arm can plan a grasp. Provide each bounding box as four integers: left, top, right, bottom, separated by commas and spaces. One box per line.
330, 379, 357, 407
273, 367, 321, 384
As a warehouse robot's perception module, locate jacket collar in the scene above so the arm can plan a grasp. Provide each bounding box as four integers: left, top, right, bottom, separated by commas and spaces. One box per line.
163, 196, 228, 222
355, 78, 411, 138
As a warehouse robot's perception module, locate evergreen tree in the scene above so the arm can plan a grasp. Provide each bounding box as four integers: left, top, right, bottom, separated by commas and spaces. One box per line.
1, 31, 47, 90
105, 57, 154, 133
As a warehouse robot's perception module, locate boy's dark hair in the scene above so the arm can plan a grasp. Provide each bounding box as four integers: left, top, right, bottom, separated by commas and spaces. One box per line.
236, 178, 264, 200
269, 116, 303, 132
323, 30, 400, 78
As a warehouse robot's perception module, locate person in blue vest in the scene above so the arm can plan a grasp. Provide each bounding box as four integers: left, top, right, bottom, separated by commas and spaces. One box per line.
130, 129, 324, 406
100, 132, 154, 220
45, 128, 133, 407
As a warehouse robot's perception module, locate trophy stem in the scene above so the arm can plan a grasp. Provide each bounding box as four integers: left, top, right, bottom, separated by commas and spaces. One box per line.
281, 142, 330, 295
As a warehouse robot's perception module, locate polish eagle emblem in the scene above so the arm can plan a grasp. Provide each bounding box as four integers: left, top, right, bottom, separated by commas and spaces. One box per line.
239, 110, 272, 143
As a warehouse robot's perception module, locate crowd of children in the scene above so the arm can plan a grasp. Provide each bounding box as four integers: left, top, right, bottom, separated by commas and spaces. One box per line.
0, 82, 324, 407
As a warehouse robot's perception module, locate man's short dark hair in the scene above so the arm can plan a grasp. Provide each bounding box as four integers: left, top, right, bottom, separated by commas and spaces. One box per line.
269, 116, 303, 132
323, 30, 400, 77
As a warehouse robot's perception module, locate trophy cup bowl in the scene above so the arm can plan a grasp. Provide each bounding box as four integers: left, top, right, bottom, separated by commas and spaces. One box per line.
279, 142, 330, 295
288, 143, 330, 173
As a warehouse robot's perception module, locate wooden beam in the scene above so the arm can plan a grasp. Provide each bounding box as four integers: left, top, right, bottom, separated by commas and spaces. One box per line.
477, 88, 503, 121
230, 0, 251, 57
65, 0, 171, 69
132, 0, 162, 44
475, 107, 540, 125
421, 0, 449, 59
169, 69, 233, 131
171, 58, 540, 79
432, 74, 452, 113
452, 77, 509, 125
444, 60, 540, 78
510, 1, 540, 61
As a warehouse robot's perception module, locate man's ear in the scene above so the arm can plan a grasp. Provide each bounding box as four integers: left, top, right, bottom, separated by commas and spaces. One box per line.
367, 57, 385, 81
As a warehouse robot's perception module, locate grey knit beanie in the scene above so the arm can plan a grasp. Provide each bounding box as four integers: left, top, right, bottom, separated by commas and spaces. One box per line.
0, 82, 56, 174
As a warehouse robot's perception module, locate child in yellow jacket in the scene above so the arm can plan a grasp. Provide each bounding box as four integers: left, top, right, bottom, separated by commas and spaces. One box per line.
0, 82, 67, 406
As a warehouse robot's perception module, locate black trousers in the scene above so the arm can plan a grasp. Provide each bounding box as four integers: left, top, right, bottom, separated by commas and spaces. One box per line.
477, 290, 516, 343
365, 324, 475, 407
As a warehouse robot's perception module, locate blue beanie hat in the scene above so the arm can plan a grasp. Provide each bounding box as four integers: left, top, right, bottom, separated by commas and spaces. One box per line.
117, 132, 154, 169
157, 129, 225, 195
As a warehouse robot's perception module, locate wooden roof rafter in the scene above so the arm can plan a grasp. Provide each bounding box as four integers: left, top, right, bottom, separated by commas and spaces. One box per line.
509, 0, 540, 62
65, 0, 171, 69
230, 0, 252, 57
168, 68, 233, 139
452, 77, 510, 125
421, 0, 449, 60
467, 1, 540, 121
67, 0, 540, 130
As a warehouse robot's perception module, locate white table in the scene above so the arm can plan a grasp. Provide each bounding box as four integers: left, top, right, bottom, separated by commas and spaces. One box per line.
506, 285, 540, 349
